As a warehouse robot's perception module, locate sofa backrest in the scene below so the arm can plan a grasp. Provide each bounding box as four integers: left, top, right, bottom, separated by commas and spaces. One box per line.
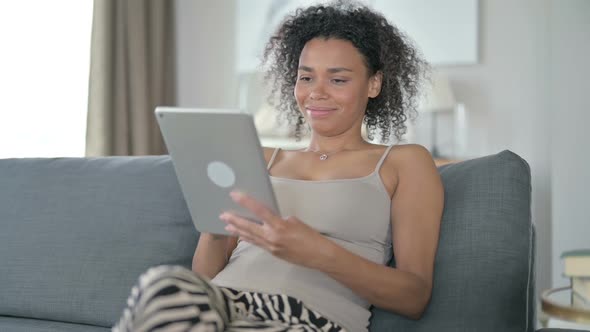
370, 150, 535, 332
0, 157, 198, 328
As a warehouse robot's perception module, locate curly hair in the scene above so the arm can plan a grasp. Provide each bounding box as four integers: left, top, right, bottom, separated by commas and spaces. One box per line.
261, 0, 429, 142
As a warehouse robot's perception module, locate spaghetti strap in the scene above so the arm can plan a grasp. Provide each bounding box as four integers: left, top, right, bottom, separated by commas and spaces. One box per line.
374, 144, 396, 172
267, 147, 281, 170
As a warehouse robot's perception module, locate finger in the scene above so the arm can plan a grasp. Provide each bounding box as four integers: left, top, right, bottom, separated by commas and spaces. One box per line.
230, 191, 281, 227
220, 212, 265, 241
225, 224, 267, 249
223, 224, 240, 236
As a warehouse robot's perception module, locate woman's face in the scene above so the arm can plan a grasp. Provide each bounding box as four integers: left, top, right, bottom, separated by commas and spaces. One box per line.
294, 38, 381, 137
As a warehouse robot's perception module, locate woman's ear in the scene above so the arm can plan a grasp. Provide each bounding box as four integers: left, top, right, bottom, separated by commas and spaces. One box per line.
368, 71, 383, 98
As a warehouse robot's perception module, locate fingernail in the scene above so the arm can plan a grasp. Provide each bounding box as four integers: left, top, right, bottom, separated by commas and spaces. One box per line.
219, 213, 227, 221
230, 191, 243, 200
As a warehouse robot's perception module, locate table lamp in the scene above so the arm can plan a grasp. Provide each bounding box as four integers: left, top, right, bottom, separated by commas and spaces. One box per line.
418, 71, 456, 158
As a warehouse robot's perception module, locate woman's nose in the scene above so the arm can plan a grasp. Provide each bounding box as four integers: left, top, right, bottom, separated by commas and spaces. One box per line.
309, 84, 328, 100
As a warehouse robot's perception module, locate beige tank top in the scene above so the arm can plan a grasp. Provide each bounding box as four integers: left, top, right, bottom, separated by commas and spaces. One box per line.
212, 144, 395, 332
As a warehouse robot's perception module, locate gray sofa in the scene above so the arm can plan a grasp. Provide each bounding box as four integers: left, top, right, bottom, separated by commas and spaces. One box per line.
0, 150, 576, 331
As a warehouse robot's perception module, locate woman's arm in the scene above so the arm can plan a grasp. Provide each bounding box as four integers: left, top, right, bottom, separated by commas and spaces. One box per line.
317, 145, 443, 319
192, 234, 238, 279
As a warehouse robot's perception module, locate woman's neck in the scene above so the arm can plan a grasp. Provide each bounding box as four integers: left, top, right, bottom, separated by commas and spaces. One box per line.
305, 135, 370, 153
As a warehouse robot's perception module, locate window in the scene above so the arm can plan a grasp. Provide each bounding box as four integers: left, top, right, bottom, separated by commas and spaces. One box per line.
0, 1, 93, 158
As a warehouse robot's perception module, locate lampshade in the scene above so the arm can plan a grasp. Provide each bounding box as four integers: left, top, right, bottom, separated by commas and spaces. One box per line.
418, 71, 456, 113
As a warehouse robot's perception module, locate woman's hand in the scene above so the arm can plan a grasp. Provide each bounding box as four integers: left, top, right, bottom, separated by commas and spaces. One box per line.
219, 191, 334, 269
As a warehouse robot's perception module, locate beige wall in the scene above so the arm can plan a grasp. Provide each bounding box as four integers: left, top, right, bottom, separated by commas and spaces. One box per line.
548, 0, 590, 288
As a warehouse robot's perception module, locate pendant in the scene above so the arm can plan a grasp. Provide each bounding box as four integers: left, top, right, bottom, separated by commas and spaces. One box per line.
319, 154, 328, 161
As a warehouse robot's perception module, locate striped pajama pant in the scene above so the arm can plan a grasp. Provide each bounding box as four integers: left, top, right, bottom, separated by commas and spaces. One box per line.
113, 265, 345, 332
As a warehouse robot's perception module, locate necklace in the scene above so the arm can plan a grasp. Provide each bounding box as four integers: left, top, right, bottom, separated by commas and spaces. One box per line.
303, 148, 347, 161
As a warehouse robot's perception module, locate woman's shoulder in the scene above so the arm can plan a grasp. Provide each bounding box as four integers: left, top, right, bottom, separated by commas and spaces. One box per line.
368, 143, 431, 160
387, 143, 437, 171
378, 144, 437, 198
390, 143, 431, 157
262, 146, 280, 165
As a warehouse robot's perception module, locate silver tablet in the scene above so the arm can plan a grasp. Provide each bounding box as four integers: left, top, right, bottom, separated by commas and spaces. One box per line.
155, 107, 279, 235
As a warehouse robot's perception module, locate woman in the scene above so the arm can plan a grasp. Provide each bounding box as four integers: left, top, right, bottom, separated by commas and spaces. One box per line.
114, 2, 443, 331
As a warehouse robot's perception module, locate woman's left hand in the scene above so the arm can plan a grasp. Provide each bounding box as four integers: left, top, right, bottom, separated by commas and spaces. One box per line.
219, 191, 334, 269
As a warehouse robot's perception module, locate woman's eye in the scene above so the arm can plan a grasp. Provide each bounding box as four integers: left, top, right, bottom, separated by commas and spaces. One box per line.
332, 79, 348, 84
298, 76, 311, 82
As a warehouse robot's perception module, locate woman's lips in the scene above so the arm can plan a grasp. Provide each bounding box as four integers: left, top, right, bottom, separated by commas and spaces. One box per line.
306, 107, 336, 118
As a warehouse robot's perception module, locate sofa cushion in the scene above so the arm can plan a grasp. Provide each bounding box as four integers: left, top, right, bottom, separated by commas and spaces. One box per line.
0, 157, 198, 328
0, 316, 109, 332
369, 150, 535, 331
